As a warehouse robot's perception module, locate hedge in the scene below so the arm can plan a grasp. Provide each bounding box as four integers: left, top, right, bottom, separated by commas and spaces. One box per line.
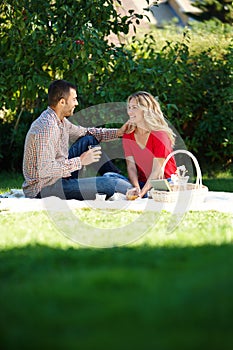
0, 1, 232, 174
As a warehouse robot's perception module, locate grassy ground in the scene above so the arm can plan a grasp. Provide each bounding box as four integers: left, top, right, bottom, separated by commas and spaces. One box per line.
0, 170, 233, 193
1, 19, 232, 349
202, 171, 233, 192
0, 171, 24, 193
0, 171, 233, 349
135, 20, 232, 56
0, 209, 233, 350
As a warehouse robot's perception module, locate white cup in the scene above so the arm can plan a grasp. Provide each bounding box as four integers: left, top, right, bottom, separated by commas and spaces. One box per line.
88, 145, 101, 151
95, 193, 106, 201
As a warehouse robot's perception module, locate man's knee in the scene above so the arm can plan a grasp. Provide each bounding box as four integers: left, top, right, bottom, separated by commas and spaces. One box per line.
69, 135, 99, 158
77, 135, 98, 147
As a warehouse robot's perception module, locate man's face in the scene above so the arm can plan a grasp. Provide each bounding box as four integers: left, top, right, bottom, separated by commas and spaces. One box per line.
63, 88, 78, 117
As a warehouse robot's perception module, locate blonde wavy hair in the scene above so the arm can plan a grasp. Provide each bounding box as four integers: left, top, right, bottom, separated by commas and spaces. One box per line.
127, 91, 176, 147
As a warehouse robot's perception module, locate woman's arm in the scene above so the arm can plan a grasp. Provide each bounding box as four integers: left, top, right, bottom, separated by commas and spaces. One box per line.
140, 157, 165, 198
126, 156, 140, 191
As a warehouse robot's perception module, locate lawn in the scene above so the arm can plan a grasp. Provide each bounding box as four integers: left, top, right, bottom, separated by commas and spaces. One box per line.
1, 169, 233, 193
0, 171, 233, 350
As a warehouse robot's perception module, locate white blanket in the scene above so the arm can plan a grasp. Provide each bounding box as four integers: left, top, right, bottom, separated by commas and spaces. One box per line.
0, 189, 233, 214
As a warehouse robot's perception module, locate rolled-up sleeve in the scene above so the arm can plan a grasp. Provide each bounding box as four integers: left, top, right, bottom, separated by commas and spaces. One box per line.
67, 120, 87, 144
86, 127, 118, 142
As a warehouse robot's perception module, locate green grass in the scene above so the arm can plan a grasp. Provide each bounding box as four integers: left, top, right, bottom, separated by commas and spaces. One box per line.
203, 171, 233, 192
0, 170, 233, 193
0, 172, 233, 349
135, 21, 232, 56
0, 171, 24, 193
0, 210, 233, 349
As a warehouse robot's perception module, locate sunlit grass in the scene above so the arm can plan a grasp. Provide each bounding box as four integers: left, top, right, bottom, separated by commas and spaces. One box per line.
0, 170, 233, 194
0, 192, 233, 350
0, 209, 232, 250
134, 20, 232, 56
0, 209, 232, 350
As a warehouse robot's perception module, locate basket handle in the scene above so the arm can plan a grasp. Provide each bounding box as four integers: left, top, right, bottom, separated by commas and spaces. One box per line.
161, 149, 203, 188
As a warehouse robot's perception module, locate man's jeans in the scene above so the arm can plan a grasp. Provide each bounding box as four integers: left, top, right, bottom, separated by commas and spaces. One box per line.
68, 135, 121, 178
37, 135, 129, 200
38, 176, 117, 200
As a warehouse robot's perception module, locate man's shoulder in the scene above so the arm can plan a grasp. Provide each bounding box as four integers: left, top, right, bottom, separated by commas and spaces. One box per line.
37, 108, 58, 125
30, 109, 58, 132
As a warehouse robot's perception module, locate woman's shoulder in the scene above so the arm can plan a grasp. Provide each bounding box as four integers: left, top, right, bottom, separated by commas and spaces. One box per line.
150, 130, 170, 140
151, 130, 167, 136
149, 130, 172, 149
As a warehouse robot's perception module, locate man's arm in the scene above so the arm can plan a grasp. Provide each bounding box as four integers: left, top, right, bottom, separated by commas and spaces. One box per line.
86, 127, 118, 142
85, 121, 133, 142
35, 131, 82, 180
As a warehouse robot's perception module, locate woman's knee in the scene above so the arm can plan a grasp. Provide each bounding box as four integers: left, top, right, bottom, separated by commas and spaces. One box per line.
103, 172, 128, 181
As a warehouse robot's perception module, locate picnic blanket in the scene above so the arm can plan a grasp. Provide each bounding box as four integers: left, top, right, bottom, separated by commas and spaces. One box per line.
1, 189, 233, 214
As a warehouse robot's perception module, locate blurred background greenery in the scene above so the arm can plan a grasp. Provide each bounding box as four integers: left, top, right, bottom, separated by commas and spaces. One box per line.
0, 0, 232, 176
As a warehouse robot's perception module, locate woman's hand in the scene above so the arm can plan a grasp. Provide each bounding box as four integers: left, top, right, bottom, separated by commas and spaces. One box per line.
126, 187, 141, 200
117, 120, 136, 137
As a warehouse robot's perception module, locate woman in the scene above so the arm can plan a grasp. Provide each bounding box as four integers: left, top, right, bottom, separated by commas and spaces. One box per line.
104, 91, 177, 198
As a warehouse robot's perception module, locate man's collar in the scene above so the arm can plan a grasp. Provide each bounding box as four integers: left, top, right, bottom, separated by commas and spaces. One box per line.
47, 106, 63, 124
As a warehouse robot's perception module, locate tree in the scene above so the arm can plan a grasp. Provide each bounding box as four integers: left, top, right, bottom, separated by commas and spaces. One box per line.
0, 0, 149, 169
0, 0, 147, 115
188, 0, 233, 24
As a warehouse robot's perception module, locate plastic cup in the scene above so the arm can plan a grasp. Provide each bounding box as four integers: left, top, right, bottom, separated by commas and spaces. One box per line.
95, 193, 106, 201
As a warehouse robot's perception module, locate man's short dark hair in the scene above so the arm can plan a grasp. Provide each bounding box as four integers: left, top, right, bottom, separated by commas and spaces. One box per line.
48, 80, 77, 106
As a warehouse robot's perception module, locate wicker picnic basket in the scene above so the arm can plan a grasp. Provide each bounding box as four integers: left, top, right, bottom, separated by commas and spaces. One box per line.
151, 150, 208, 203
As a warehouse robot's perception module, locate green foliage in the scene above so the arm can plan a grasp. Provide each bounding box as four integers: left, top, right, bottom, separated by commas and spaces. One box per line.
163, 37, 233, 172
0, 0, 144, 110
102, 30, 233, 173
0, 0, 144, 169
0, 171, 24, 192
0, 0, 232, 174
190, 0, 233, 25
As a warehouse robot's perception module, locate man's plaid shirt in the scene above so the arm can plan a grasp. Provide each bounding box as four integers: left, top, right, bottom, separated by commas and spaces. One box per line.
22, 107, 118, 198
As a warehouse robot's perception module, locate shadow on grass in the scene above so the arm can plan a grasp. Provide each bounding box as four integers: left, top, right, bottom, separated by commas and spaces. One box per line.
0, 244, 233, 350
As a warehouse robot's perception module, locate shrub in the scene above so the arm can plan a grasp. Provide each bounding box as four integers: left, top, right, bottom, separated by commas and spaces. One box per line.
101, 30, 233, 173
0, 0, 145, 170
0, 1, 232, 174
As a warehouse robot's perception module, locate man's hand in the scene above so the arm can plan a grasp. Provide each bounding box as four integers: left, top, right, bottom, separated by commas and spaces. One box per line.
80, 146, 102, 166
117, 120, 136, 137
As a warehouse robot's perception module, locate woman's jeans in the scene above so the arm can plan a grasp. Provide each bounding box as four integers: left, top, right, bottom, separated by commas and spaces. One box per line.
103, 172, 147, 198
37, 135, 130, 200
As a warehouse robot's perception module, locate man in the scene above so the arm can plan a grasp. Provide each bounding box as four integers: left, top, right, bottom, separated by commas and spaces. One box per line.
22, 79, 130, 200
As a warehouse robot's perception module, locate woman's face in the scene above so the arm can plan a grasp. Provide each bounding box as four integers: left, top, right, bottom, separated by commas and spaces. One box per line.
127, 97, 144, 125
